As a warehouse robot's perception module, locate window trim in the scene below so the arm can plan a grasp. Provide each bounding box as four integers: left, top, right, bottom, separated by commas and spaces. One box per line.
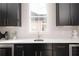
28, 3, 48, 34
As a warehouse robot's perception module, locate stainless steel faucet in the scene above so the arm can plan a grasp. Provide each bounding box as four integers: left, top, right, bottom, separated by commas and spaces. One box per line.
34, 32, 43, 41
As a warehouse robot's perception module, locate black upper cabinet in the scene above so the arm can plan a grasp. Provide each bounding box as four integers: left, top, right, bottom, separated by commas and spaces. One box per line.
0, 3, 21, 26
0, 3, 7, 26
71, 4, 79, 25
56, 3, 79, 26
7, 3, 21, 26
0, 4, 3, 26
0, 4, 2, 25
56, 3, 71, 26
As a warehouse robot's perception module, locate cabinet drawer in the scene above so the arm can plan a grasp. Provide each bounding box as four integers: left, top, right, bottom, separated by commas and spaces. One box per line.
41, 49, 53, 56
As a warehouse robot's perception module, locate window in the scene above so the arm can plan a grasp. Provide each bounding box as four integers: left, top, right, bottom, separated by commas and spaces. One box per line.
29, 3, 48, 33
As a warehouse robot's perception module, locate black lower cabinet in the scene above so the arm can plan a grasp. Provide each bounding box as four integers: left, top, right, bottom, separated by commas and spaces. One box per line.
14, 44, 34, 56
53, 43, 69, 56
14, 43, 53, 56
14, 43, 69, 56
24, 44, 35, 56
33, 43, 53, 56
41, 44, 53, 56
0, 48, 12, 56
41, 49, 53, 56
14, 44, 24, 56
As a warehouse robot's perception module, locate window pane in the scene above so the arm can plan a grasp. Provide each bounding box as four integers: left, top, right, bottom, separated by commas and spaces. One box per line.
29, 3, 47, 32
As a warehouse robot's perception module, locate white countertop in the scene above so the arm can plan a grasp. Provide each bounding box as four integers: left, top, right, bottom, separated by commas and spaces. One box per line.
0, 38, 79, 43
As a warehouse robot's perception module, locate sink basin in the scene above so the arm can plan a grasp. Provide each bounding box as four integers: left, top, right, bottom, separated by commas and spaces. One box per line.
34, 39, 44, 41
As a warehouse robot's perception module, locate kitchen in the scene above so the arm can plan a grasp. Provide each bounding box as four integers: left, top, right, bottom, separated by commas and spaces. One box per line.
0, 3, 79, 56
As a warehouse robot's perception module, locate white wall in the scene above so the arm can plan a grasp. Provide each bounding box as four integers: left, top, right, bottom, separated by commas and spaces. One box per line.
16, 3, 37, 39
41, 3, 73, 39
0, 3, 76, 39
16, 3, 73, 39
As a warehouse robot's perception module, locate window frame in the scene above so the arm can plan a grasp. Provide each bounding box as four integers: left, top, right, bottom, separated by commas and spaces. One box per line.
29, 3, 48, 34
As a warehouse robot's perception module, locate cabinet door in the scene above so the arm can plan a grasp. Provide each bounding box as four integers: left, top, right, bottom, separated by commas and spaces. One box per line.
14, 44, 24, 56
0, 3, 7, 26
24, 44, 35, 56
71, 3, 79, 25
7, 3, 21, 26
14, 44, 35, 56
56, 3, 71, 26
40, 44, 53, 56
33, 44, 40, 56
54, 44, 69, 56
41, 49, 53, 56
0, 48, 12, 56
0, 4, 2, 26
